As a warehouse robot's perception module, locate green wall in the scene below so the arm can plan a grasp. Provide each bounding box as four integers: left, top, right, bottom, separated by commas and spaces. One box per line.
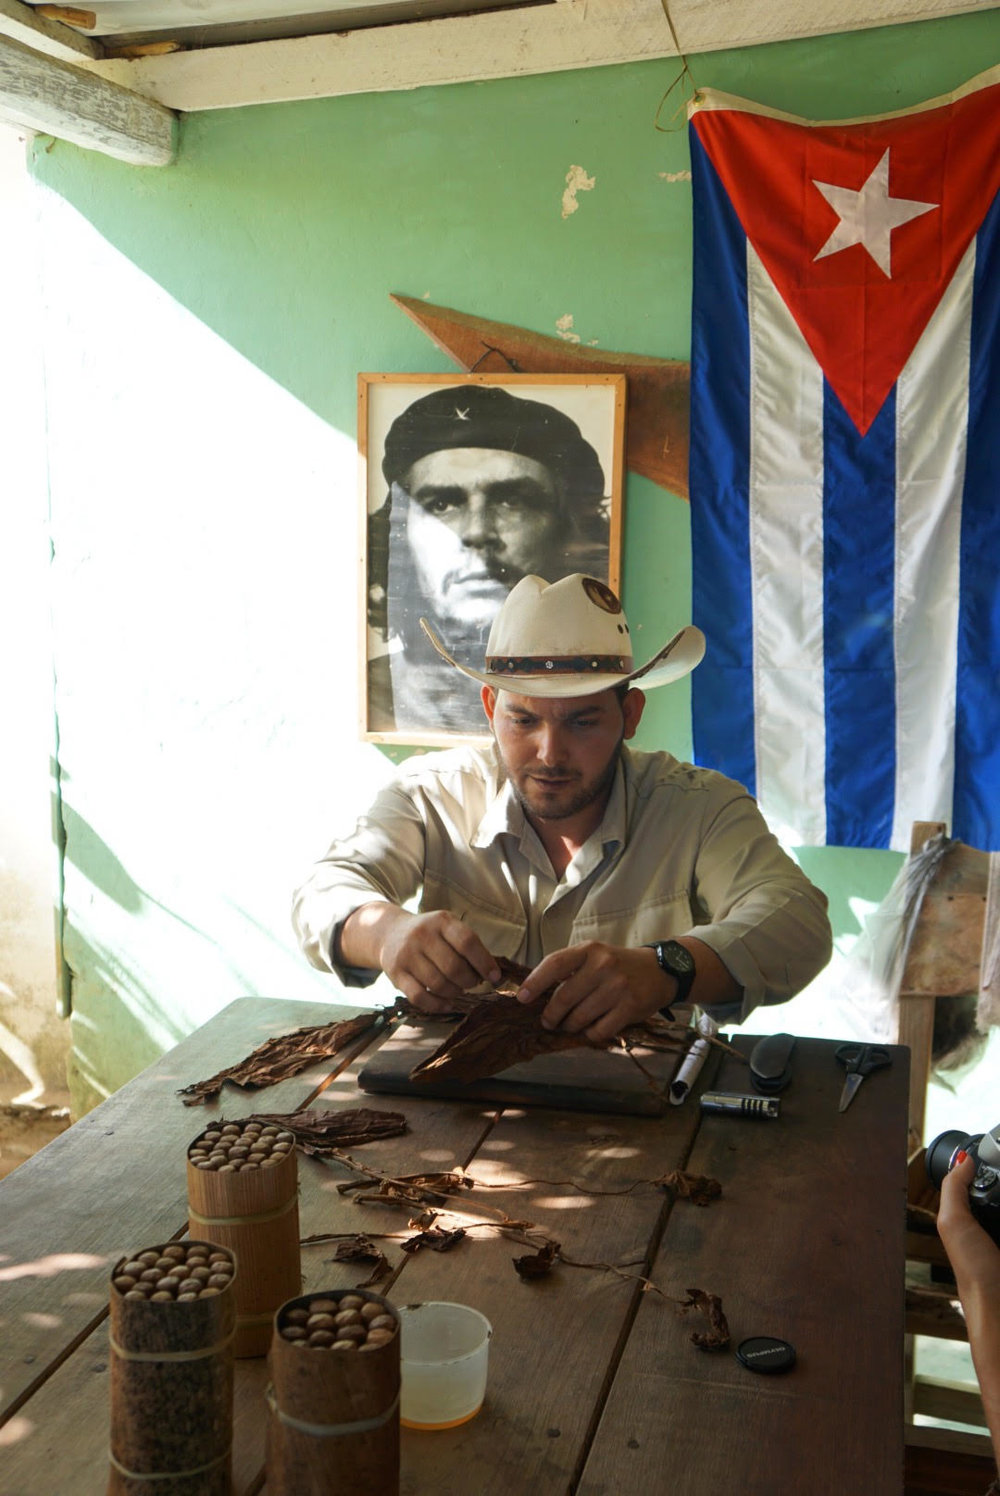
27, 10, 1000, 1105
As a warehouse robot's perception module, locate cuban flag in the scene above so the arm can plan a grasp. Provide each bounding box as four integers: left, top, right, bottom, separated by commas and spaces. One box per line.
688, 66, 1000, 851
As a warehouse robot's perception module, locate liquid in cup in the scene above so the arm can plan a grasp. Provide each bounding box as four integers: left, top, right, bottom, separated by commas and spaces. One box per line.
397, 1301, 492, 1430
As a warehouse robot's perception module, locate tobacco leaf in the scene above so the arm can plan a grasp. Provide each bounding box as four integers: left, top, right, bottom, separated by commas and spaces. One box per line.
177, 1011, 385, 1104
495, 959, 689, 1050
659, 1169, 722, 1206
410, 991, 595, 1084
680, 1288, 730, 1351
513, 1240, 561, 1280
405, 954, 689, 1082
326, 1234, 392, 1286
401, 1225, 467, 1255
242, 1105, 408, 1154
339, 1170, 471, 1207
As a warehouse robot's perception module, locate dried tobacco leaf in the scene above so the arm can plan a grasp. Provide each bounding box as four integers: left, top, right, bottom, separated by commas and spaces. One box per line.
660, 1169, 722, 1206
513, 1240, 561, 1280
405, 953, 691, 1083
326, 1234, 392, 1286
339, 1170, 471, 1208
401, 1226, 467, 1256
177, 1011, 385, 1105
680, 1288, 730, 1351
410, 992, 594, 1084
243, 1105, 407, 1155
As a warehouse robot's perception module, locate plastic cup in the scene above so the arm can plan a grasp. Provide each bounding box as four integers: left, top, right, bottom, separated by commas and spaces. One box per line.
397, 1301, 493, 1430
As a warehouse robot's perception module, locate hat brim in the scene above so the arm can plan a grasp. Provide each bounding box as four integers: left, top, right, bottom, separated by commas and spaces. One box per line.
419, 619, 706, 699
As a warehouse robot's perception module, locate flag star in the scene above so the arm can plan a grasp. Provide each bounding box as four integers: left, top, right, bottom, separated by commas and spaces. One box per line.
812, 149, 937, 277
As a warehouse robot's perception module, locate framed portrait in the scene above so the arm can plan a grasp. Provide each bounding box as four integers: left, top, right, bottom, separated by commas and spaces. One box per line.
358, 372, 626, 746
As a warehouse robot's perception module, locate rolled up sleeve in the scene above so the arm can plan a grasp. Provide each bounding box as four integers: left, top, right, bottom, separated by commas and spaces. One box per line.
291, 781, 430, 985
687, 790, 833, 1022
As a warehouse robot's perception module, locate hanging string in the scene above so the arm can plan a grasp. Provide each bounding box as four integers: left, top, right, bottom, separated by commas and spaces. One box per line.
469, 342, 522, 374
654, 0, 700, 134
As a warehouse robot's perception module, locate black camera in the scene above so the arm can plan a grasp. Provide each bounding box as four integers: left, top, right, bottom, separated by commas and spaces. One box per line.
925, 1124, 1000, 1246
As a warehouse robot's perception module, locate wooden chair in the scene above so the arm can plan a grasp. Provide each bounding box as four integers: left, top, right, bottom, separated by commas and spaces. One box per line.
896, 821, 996, 1482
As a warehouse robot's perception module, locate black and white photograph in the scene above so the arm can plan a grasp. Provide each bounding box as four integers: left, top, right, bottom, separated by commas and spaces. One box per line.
359, 372, 626, 743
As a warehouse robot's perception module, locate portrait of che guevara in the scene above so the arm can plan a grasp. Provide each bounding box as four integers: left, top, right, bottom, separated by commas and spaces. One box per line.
361, 375, 625, 741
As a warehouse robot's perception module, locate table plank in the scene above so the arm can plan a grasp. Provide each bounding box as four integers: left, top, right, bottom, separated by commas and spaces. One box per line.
0, 997, 371, 1420
353, 1084, 711, 1496
577, 1037, 910, 1496
0, 1317, 275, 1496
247, 1039, 719, 1494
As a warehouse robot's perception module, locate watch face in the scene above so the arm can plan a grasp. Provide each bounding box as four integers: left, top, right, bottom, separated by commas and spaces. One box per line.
663, 941, 695, 976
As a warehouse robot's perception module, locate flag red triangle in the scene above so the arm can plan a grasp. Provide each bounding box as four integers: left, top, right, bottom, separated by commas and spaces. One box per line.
691, 72, 1000, 434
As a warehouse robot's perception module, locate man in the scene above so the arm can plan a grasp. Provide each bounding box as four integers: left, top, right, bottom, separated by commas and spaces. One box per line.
367, 384, 610, 734
296, 573, 832, 1035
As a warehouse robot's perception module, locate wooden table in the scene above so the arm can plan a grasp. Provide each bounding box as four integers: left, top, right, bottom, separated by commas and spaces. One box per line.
0, 998, 910, 1495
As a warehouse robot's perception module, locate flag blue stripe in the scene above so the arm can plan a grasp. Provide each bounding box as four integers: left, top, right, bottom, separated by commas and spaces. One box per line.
689, 130, 756, 796
821, 387, 898, 848
954, 191, 1000, 850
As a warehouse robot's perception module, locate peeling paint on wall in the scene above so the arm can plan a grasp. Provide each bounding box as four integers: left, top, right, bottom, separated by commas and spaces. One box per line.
561, 164, 595, 219
555, 314, 599, 347
658, 170, 692, 182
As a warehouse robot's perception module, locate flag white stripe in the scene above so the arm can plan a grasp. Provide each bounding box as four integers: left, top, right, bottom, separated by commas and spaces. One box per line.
747, 245, 827, 845
890, 240, 973, 850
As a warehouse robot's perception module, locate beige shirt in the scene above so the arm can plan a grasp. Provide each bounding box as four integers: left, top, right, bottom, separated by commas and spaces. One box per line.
292, 743, 832, 1023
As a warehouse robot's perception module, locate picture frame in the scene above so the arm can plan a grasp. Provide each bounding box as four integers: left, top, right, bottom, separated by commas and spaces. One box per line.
358, 371, 626, 746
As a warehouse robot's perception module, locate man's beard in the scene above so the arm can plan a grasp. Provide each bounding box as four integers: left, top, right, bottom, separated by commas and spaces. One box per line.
501, 734, 624, 824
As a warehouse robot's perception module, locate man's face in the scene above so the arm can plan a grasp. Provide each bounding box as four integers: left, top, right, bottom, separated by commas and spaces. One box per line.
483, 686, 645, 826
401, 447, 562, 630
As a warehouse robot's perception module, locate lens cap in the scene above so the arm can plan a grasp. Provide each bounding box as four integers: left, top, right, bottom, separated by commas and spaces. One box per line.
749, 1033, 796, 1095
735, 1336, 797, 1374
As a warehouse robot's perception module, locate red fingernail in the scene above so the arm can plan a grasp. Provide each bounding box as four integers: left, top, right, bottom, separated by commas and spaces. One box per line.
955, 1149, 968, 1164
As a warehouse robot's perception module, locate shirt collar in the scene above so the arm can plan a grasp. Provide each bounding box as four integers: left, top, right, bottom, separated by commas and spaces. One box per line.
472, 752, 629, 859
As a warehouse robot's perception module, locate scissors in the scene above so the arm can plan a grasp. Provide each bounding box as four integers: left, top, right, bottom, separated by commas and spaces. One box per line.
835, 1044, 892, 1112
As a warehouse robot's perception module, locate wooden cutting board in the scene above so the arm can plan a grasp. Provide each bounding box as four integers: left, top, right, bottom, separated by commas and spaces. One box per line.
358, 1019, 713, 1117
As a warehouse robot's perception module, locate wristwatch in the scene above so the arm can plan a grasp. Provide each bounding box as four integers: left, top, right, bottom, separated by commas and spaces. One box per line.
646, 940, 696, 1015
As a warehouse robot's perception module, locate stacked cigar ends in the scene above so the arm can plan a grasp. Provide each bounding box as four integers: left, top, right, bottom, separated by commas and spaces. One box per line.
186, 1119, 302, 1357
107, 1240, 235, 1495
267, 1289, 401, 1495
107, 1119, 400, 1494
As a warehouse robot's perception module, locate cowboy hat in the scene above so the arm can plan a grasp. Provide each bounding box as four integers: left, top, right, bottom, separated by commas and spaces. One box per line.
420, 573, 705, 699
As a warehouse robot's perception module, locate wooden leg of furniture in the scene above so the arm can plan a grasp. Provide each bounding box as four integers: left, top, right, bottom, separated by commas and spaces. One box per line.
897, 991, 936, 1146
904, 1258, 994, 1479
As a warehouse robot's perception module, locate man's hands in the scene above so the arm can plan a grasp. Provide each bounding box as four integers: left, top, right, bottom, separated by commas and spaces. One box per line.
514, 942, 668, 1043
338, 904, 500, 1012
514, 936, 740, 1042
340, 910, 737, 1036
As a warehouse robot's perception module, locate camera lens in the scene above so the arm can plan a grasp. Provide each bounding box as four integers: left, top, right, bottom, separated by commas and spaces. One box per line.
925, 1129, 970, 1190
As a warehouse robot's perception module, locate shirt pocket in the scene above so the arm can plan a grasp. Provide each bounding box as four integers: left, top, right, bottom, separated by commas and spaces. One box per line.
420, 875, 527, 963
571, 891, 696, 948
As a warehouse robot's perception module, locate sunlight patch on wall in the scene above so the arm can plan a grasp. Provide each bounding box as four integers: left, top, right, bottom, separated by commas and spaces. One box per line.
33, 187, 396, 1097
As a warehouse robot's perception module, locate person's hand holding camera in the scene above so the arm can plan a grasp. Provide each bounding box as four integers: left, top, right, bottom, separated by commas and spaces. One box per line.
939, 1152, 1000, 1293
938, 1150, 1000, 1468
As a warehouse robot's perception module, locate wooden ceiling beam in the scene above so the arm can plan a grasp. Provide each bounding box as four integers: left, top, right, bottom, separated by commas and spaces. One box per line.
92, 0, 998, 114
0, 0, 103, 64
0, 31, 175, 163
